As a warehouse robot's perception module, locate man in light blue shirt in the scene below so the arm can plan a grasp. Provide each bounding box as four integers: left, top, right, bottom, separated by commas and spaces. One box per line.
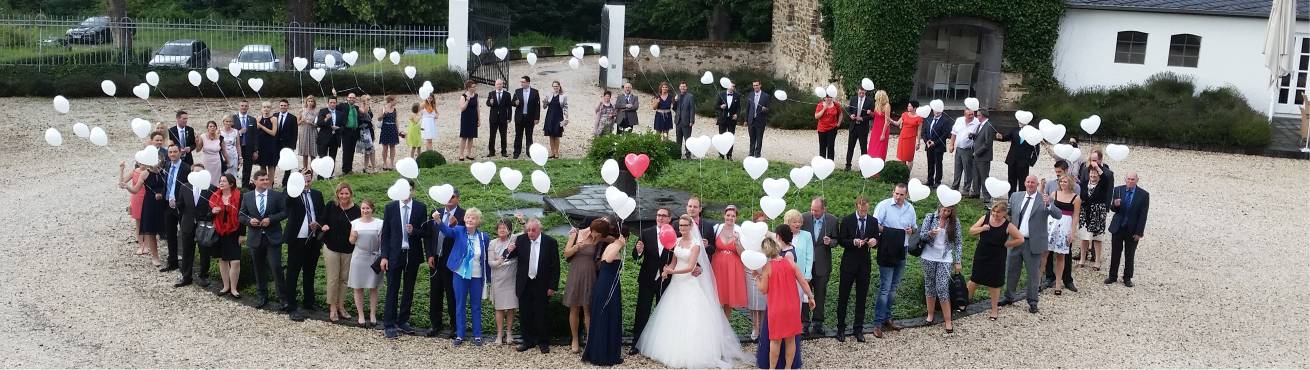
872, 183, 916, 338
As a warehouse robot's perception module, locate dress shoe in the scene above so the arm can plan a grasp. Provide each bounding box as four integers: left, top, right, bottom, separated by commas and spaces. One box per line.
173, 279, 192, 288
999, 297, 1015, 306
539, 345, 550, 354
872, 326, 884, 339
487, 151, 496, 158
384, 328, 399, 339
813, 324, 827, 335
424, 328, 440, 337
196, 278, 209, 288
1028, 305, 1039, 314
1066, 282, 1079, 293
302, 303, 318, 312
255, 297, 269, 309
884, 321, 902, 331
1104, 277, 1118, 285
290, 311, 306, 322
159, 265, 178, 273
397, 324, 417, 335
834, 333, 845, 342
517, 344, 533, 352
1123, 279, 1134, 287
854, 333, 867, 342
279, 304, 293, 312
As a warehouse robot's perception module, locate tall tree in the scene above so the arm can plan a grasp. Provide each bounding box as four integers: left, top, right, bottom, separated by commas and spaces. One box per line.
106, 0, 131, 52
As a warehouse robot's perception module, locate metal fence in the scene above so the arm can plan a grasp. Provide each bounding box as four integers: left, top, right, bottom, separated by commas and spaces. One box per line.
0, 14, 449, 74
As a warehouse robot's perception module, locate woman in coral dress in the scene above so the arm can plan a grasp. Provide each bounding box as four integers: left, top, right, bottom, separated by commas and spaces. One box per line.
894, 100, 924, 172
755, 236, 815, 370
866, 90, 892, 160
711, 206, 748, 315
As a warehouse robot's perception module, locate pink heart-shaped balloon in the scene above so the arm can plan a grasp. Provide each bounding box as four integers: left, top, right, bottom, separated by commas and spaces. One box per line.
624, 153, 651, 179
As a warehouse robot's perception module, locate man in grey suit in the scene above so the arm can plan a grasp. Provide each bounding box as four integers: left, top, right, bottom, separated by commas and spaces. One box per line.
239, 170, 291, 312
614, 83, 640, 134
673, 81, 696, 158
744, 81, 771, 157
1003, 175, 1062, 313
971, 109, 997, 204
801, 197, 839, 335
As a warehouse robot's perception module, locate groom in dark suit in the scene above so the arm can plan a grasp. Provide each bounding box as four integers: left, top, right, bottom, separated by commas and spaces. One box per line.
511, 76, 541, 159
380, 180, 429, 339
239, 171, 290, 312
1105, 172, 1149, 287
835, 196, 878, 342
630, 208, 677, 355
510, 218, 559, 353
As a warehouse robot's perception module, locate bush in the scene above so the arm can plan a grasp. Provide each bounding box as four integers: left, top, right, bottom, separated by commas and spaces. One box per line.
0, 62, 465, 98
416, 150, 447, 168
878, 160, 909, 185
1017, 72, 1271, 150
631, 67, 817, 130
587, 132, 679, 179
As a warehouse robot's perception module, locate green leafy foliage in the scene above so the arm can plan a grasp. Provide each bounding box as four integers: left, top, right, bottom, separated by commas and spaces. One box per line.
415, 150, 446, 168
587, 132, 680, 179
879, 160, 910, 185
630, 68, 819, 130
627, 0, 773, 42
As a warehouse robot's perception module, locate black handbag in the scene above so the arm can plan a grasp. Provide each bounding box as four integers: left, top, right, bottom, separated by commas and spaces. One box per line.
195, 221, 219, 248
949, 273, 970, 311
909, 214, 934, 257
370, 254, 383, 274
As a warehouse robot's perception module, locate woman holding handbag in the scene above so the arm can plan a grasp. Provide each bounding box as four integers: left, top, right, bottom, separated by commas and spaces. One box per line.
918, 205, 962, 333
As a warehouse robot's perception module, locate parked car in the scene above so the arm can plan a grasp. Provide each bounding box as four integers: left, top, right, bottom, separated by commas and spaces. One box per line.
403, 46, 436, 55
66, 16, 112, 44
312, 49, 346, 70
149, 40, 210, 68
231, 44, 279, 72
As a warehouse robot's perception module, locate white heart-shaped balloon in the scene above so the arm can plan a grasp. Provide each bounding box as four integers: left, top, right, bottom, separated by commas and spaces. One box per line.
615, 196, 637, 220
711, 132, 735, 155
568, 57, 580, 70
1041, 122, 1066, 145
404, 66, 417, 79
1019, 125, 1042, 146
44, 128, 63, 147
813, 86, 826, 98
285, 172, 306, 198
930, 99, 945, 113
1069, 148, 1083, 163
387, 179, 412, 201
205, 68, 220, 83
915, 105, 932, 117
859, 155, 884, 178
760, 196, 786, 220
418, 84, 434, 100
396, 157, 419, 179
277, 148, 299, 171
471, 161, 497, 185
599, 56, 611, 69
601, 159, 620, 185
810, 156, 835, 180
700, 71, 714, 85
135, 146, 159, 166
861, 78, 875, 91
739, 221, 769, 251
773, 89, 788, 102
1053, 143, 1075, 161
53, 95, 70, 114
499, 167, 523, 191
985, 177, 1010, 198
72, 122, 90, 138
531, 170, 551, 194
247, 78, 264, 93
188, 170, 212, 191
605, 186, 628, 209
649, 44, 661, 58
428, 184, 455, 204
526, 52, 538, 66
310, 68, 326, 82
131, 118, 152, 139
685, 135, 711, 158
389, 51, 401, 65
907, 178, 931, 202
342, 51, 359, 66
132, 83, 149, 100
372, 47, 386, 62
529, 143, 549, 167
1105, 144, 1130, 161
720, 77, 732, 89
100, 80, 116, 96
311, 156, 336, 178
1015, 110, 1034, 125
445, 38, 456, 50
937, 185, 962, 207
789, 166, 814, 189
188, 71, 202, 87
325, 54, 337, 68
741, 250, 767, 270
494, 47, 509, 61
293, 57, 308, 71
228, 62, 242, 77
743, 156, 769, 180
628, 45, 640, 58
826, 84, 839, 98
145, 71, 160, 87
762, 178, 790, 198
1081, 115, 1101, 135
964, 97, 980, 111
571, 46, 584, 59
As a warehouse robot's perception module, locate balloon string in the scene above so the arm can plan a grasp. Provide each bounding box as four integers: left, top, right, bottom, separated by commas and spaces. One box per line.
155, 86, 172, 105
213, 81, 231, 105
234, 80, 247, 99
316, 80, 326, 98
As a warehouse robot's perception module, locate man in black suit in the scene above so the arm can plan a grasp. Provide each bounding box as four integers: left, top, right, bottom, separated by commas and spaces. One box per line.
834, 196, 878, 342
161, 145, 189, 273
379, 179, 429, 339
424, 190, 464, 338
744, 81, 771, 158
630, 208, 676, 355
996, 120, 1040, 194
509, 218, 559, 353
715, 84, 740, 159
284, 171, 325, 321
511, 76, 541, 159
486, 79, 512, 157
802, 197, 839, 335
673, 81, 696, 158
844, 88, 874, 171
1105, 172, 1149, 288
239, 171, 290, 312
233, 100, 257, 189
168, 110, 196, 166
275, 99, 298, 186
316, 96, 341, 169
920, 108, 953, 187
336, 93, 362, 175
174, 163, 215, 288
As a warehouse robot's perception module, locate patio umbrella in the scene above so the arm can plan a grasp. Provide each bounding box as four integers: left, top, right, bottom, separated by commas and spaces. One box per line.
1264, 0, 1297, 88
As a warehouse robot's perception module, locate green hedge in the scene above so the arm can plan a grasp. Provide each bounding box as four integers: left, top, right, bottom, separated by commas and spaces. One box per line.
0, 60, 465, 98
1017, 72, 1272, 150
586, 132, 679, 179
631, 68, 819, 130
826, 0, 1064, 101
879, 160, 910, 185
416, 150, 447, 168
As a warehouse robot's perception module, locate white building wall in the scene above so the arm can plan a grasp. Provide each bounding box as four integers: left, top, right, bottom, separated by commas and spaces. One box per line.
1054, 8, 1309, 115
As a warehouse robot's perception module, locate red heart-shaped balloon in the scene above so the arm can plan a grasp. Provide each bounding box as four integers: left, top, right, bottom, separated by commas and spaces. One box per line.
624, 153, 650, 179
658, 224, 677, 250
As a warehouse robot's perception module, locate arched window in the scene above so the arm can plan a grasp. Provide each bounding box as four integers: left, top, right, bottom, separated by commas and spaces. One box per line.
1115, 31, 1148, 64
1168, 34, 1202, 67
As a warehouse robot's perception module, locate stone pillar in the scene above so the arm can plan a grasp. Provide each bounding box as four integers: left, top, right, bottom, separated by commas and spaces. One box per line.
600, 4, 626, 88
447, 0, 469, 76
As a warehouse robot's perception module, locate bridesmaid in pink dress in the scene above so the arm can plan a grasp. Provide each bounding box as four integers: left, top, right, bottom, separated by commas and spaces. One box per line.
866, 90, 892, 160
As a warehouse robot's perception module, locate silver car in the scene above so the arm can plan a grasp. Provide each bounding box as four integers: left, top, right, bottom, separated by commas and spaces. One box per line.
231, 45, 280, 72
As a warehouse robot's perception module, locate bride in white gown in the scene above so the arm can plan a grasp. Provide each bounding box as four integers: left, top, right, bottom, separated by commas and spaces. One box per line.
636, 215, 748, 369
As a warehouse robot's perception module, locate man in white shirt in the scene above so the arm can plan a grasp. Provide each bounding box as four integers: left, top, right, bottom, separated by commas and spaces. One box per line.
510, 218, 559, 353
1003, 175, 1062, 313
379, 179, 428, 339
950, 109, 978, 193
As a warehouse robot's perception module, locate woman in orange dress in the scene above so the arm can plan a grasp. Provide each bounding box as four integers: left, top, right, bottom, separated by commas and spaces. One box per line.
711, 205, 748, 315
866, 90, 892, 160
894, 100, 924, 172
755, 236, 815, 370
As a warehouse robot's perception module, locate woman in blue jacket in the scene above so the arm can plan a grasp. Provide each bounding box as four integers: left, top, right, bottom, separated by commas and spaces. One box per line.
434, 207, 491, 346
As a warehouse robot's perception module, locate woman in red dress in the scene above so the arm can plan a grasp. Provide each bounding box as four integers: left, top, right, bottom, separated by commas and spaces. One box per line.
866, 90, 892, 160
711, 205, 748, 316
893, 100, 924, 172
755, 237, 815, 370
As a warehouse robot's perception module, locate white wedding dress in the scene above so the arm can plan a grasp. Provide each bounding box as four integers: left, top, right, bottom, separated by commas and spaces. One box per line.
635, 236, 748, 369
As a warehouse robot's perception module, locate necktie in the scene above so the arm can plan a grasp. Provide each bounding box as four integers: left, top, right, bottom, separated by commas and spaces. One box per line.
178, 127, 186, 148
401, 203, 410, 248
1016, 196, 1033, 228
304, 195, 315, 224
258, 193, 266, 216
528, 239, 539, 279
813, 218, 822, 242
1125, 189, 1134, 207
858, 217, 865, 236
167, 163, 178, 201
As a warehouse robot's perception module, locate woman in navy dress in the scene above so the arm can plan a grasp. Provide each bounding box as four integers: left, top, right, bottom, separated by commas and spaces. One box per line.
378, 95, 400, 170
542, 81, 569, 158
651, 82, 674, 140
458, 80, 480, 161
122, 164, 167, 267
255, 102, 280, 179
582, 220, 624, 366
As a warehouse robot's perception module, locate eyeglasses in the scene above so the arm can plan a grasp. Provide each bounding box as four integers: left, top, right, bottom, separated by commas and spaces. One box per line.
656, 214, 671, 218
